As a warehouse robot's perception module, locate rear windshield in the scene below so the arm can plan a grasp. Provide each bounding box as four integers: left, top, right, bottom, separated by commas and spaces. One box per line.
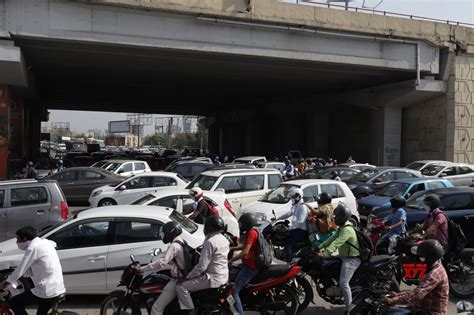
170, 210, 198, 234
130, 194, 156, 205
421, 164, 445, 176
186, 175, 218, 190
406, 162, 425, 171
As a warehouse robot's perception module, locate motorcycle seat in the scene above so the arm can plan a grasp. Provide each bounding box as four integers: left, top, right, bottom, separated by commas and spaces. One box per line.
250, 264, 292, 283
457, 248, 474, 258
368, 255, 391, 266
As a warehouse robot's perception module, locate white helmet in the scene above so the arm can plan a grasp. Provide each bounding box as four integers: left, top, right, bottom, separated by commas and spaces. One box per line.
190, 187, 204, 199
289, 188, 304, 202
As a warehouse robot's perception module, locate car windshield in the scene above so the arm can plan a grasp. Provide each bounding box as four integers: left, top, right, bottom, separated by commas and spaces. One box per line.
170, 210, 198, 234
378, 182, 410, 197
233, 159, 250, 164
260, 184, 299, 204
405, 190, 428, 210
130, 194, 156, 205
421, 164, 446, 176
186, 175, 218, 190
406, 162, 425, 170
165, 164, 177, 172
39, 217, 74, 237
351, 168, 381, 182
92, 161, 108, 168
105, 162, 123, 172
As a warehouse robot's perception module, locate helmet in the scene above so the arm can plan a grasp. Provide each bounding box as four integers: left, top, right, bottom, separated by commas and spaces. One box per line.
204, 216, 225, 236
289, 188, 304, 202
390, 195, 406, 209
160, 221, 182, 244
58, 160, 63, 164
317, 192, 332, 205
423, 194, 441, 211
190, 187, 204, 199
334, 202, 351, 226
238, 213, 258, 233
413, 239, 445, 266
330, 171, 339, 179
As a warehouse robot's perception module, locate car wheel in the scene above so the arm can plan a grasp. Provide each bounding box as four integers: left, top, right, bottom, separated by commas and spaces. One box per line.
98, 198, 117, 207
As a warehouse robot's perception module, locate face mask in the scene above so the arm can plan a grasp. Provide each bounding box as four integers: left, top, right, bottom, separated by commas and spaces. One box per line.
17, 241, 31, 251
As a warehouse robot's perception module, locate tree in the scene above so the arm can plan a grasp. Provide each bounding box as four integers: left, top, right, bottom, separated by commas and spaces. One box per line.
143, 133, 167, 146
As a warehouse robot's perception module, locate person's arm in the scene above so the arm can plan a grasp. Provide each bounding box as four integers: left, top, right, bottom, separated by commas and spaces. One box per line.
323, 227, 352, 257
140, 243, 179, 272
293, 204, 308, 227
424, 222, 441, 239
229, 243, 252, 263
188, 202, 204, 219
319, 230, 338, 250
6, 249, 36, 287
389, 220, 404, 230
186, 240, 213, 279
390, 269, 441, 305
230, 244, 244, 252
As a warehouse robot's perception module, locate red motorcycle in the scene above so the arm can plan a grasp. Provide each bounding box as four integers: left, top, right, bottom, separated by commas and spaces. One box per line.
366, 216, 389, 255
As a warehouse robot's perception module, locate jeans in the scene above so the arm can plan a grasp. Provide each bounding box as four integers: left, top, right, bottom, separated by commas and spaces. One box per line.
285, 229, 308, 261
151, 279, 177, 315
339, 257, 361, 311
377, 233, 400, 254
232, 265, 259, 315
10, 289, 61, 315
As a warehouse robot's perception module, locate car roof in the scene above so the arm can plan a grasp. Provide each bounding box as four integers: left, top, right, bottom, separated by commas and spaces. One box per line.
132, 171, 178, 177
200, 168, 280, 176
234, 156, 266, 160
0, 179, 57, 186
374, 166, 417, 171
408, 160, 452, 164
388, 178, 448, 184
104, 159, 141, 163
76, 205, 174, 220
148, 188, 225, 198
284, 179, 343, 186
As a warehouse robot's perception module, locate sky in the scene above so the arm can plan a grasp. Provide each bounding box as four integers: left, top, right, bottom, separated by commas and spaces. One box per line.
50, 0, 473, 134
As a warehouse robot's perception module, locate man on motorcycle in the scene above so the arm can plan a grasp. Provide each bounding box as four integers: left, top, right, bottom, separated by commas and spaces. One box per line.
279, 188, 309, 261
229, 213, 260, 315
383, 239, 449, 315
0, 226, 65, 315
132, 221, 187, 315
416, 194, 449, 253
318, 203, 360, 313
376, 195, 407, 254
188, 187, 213, 224
307, 193, 336, 248
176, 216, 229, 315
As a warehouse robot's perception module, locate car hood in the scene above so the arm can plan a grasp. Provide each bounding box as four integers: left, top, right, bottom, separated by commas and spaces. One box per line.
239, 200, 290, 220
0, 238, 25, 270
358, 195, 391, 208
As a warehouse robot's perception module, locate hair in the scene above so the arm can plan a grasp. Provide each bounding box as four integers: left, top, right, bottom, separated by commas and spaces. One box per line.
16, 226, 37, 241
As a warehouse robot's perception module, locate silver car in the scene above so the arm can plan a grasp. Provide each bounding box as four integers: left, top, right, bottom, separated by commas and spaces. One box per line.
0, 179, 68, 241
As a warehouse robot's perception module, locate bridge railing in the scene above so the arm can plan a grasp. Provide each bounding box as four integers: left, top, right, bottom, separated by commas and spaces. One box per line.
294, 0, 474, 27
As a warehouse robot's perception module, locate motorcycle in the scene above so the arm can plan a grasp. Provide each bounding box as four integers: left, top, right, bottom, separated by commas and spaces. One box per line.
293, 247, 400, 306
349, 288, 412, 315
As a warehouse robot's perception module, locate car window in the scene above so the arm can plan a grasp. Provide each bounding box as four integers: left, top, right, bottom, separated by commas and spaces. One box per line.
0, 190, 4, 208
340, 170, 358, 178
55, 171, 78, 182
336, 185, 346, 198
427, 181, 448, 190
124, 177, 153, 189
377, 171, 395, 182
170, 210, 198, 234
440, 194, 471, 210
191, 164, 208, 175
115, 220, 162, 244
421, 164, 446, 176
10, 187, 48, 207
459, 166, 473, 175
217, 176, 244, 194
150, 196, 178, 208
261, 184, 298, 204
134, 163, 146, 171
395, 171, 417, 180
243, 175, 264, 191
153, 176, 177, 187
79, 171, 104, 180
407, 183, 425, 196
320, 184, 342, 198
182, 196, 196, 214
49, 220, 112, 250
302, 185, 318, 203
119, 163, 133, 173
268, 174, 282, 189
442, 167, 457, 177
187, 175, 218, 190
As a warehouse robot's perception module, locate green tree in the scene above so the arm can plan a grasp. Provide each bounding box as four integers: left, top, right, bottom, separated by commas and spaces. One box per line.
143, 133, 167, 146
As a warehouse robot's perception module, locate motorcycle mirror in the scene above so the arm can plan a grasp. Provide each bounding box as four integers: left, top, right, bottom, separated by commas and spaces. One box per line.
130, 254, 136, 263
154, 248, 162, 256
272, 209, 276, 219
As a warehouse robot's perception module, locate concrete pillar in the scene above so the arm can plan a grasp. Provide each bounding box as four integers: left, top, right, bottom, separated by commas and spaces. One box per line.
381, 106, 402, 166
0, 85, 9, 180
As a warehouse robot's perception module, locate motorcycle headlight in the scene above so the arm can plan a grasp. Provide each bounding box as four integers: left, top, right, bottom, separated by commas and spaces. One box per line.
92, 190, 102, 197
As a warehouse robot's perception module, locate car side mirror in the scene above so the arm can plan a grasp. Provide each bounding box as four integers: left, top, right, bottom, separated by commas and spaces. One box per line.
374, 177, 382, 183
119, 185, 127, 191
440, 173, 447, 177
153, 248, 162, 256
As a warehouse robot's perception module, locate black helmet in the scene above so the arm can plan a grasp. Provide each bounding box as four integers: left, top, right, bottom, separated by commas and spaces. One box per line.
390, 195, 406, 209
160, 221, 182, 244
317, 192, 332, 205
204, 216, 225, 236
413, 239, 445, 266
333, 202, 351, 226
238, 213, 258, 233
423, 194, 441, 211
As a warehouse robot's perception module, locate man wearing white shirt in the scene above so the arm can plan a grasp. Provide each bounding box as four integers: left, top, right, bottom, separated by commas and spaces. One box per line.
0, 226, 65, 315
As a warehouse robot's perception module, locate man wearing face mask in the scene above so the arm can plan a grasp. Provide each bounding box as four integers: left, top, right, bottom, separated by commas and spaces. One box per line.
279, 188, 309, 261
416, 194, 449, 253
188, 187, 212, 224
0, 226, 65, 315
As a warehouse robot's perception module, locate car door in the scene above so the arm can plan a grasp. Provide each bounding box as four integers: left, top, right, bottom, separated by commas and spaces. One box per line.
215, 176, 244, 211
53, 171, 79, 200
47, 219, 114, 293
106, 219, 164, 289
240, 174, 265, 208
455, 166, 474, 186
7, 186, 51, 240
0, 189, 6, 241
117, 162, 134, 176
439, 166, 459, 185
114, 176, 154, 204
134, 162, 147, 175
74, 170, 107, 202
152, 176, 177, 189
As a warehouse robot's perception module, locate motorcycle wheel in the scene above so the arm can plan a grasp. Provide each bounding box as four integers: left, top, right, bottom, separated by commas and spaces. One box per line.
260, 284, 299, 315
295, 276, 313, 313
448, 257, 474, 299
100, 291, 140, 315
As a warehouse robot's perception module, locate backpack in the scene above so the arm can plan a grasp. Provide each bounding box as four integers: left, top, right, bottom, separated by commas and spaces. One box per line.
173, 240, 200, 275
202, 199, 220, 217
345, 225, 373, 263
434, 211, 466, 252
252, 228, 273, 269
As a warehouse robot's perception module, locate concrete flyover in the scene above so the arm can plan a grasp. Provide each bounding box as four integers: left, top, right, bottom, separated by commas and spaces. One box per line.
0, 0, 473, 179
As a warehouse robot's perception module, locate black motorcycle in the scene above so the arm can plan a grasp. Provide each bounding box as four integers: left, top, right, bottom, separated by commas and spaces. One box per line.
349, 288, 412, 315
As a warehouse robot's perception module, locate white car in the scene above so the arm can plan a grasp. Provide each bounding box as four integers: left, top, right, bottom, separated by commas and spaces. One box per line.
405, 160, 451, 172
0, 206, 205, 294
130, 189, 239, 238
101, 159, 151, 177
418, 162, 474, 186
89, 172, 188, 207
239, 179, 359, 224
232, 156, 267, 165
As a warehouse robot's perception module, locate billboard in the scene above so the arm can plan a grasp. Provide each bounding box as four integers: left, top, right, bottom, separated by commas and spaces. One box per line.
109, 120, 130, 133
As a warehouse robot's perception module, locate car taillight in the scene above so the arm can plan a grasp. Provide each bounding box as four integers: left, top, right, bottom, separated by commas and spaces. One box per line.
61, 201, 69, 220
224, 199, 236, 218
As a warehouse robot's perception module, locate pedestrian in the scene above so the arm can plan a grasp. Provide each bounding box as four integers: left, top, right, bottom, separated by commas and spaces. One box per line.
0, 226, 65, 315
376, 195, 407, 254
306, 159, 315, 170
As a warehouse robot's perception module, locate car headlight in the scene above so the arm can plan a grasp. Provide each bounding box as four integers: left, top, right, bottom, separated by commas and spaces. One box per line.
255, 213, 267, 222
92, 190, 102, 197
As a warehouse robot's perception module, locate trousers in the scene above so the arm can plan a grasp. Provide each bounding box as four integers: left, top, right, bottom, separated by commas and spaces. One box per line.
151, 279, 177, 315
176, 275, 211, 310
10, 289, 61, 315
339, 257, 361, 311
232, 265, 258, 315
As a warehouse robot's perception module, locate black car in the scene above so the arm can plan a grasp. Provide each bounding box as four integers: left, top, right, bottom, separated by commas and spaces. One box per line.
295, 166, 360, 180
371, 188, 474, 247
48, 167, 122, 205
344, 167, 423, 199
165, 160, 213, 180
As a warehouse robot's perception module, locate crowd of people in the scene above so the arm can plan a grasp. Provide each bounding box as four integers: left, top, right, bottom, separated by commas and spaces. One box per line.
0, 185, 457, 315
